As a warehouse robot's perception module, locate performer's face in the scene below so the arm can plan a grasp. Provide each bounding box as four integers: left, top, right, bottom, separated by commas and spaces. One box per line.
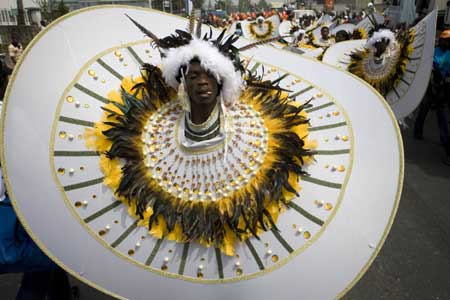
335, 30, 349, 43
321, 27, 329, 39
374, 39, 390, 58
185, 61, 219, 106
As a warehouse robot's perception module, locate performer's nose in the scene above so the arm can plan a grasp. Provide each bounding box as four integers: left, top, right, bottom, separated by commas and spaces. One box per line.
198, 74, 209, 85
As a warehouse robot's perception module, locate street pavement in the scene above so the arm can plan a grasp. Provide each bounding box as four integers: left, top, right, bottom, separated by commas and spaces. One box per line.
1, 110, 449, 300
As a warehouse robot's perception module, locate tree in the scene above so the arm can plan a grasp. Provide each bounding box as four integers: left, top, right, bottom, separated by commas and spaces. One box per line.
16, 0, 26, 25
257, 0, 269, 10
215, 0, 226, 10
55, 0, 69, 18
239, 0, 251, 12
32, 0, 51, 21
192, 0, 205, 9
208, 0, 212, 10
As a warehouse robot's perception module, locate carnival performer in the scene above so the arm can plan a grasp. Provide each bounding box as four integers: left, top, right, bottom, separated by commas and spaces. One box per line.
86, 16, 314, 254
314, 26, 335, 48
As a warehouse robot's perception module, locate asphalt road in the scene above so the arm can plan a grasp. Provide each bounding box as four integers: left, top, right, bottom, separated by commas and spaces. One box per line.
1, 111, 449, 300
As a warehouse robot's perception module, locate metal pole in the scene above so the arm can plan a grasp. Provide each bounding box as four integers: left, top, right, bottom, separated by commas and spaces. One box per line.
149, 0, 152, 8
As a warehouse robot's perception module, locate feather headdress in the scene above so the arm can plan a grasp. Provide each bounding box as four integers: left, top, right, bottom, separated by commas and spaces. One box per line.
366, 29, 396, 51
126, 14, 282, 107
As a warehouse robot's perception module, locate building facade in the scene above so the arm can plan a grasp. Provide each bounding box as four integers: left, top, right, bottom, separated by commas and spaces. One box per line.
63, 0, 150, 10
0, 0, 41, 26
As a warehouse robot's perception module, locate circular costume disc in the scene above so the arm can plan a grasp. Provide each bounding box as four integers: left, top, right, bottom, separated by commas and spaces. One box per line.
242, 15, 280, 41
323, 10, 437, 119
330, 23, 355, 36
2, 6, 403, 300
322, 39, 366, 69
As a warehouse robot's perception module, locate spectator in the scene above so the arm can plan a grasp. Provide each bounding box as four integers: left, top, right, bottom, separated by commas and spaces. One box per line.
7, 34, 23, 66
414, 30, 450, 165
0, 56, 12, 101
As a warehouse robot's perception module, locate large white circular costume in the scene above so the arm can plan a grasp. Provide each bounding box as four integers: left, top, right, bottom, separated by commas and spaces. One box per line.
323, 10, 437, 119
2, 6, 403, 300
241, 15, 281, 41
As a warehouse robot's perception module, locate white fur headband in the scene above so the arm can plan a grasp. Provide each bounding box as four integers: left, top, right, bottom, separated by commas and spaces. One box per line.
160, 39, 243, 107
367, 29, 396, 50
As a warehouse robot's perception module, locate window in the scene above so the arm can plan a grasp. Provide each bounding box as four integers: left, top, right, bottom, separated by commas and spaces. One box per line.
24, 10, 30, 25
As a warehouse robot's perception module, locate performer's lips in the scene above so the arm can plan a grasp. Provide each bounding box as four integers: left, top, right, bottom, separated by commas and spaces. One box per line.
198, 90, 212, 97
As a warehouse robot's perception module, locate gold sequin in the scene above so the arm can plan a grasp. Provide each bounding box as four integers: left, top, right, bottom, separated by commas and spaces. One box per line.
197, 272, 204, 278
151, 156, 157, 162
156, 167, 162, 173
303, 231, 311, 239
66, 96, 74, 103
57, 168, 65, 175
252, 152, 259, 158
74, 201, 82, 208
325, 203, 333, 211
88, 69, 96, 77
78, 134, 83, 139
236, 268, 243, 276
341, 135, 349, 141
59, 131, 67, 139
254, 140, 261, 147
128, 249, 135, 256
264, 242, 269, 247
244, 169, 251, 174
333, 111, 340, 116
292, 224, 297, 229
114, 50, 122, 57
161, 265, 168, 271
249, 161, 256, 167
149, 145, 156, 152
98, 230, 107, 236
123, 63, 128, 67
337, 165, 346, 172
84, 104, 90, 109
316, 93, 323, 98
271, 255, 279, 263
